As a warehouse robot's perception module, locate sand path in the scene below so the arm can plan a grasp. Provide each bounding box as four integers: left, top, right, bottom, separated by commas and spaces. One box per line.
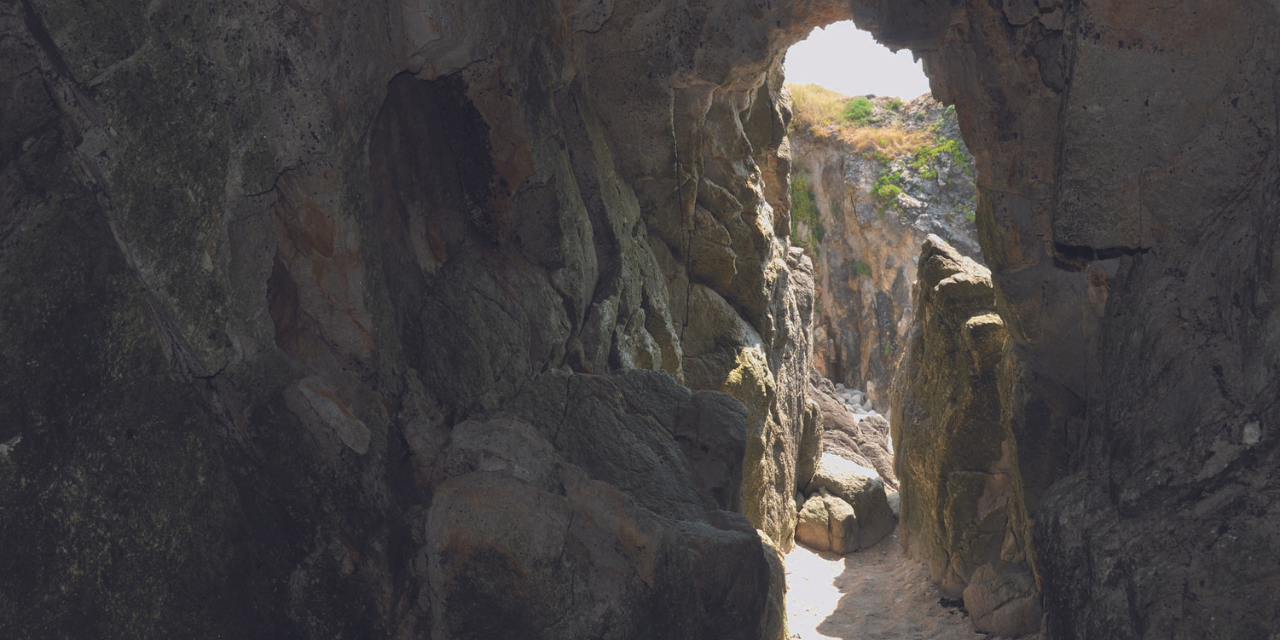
785, 529, 980, 640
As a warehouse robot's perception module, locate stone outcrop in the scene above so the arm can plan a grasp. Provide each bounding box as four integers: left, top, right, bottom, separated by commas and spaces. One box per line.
878, 0, 1280, 637
790, 93, 978, 406
0, 0, 850, 636
890, 236, 1022, 597
2, 0, 1279, 637
891, 235, 1043, 638
424, 371, 770, 639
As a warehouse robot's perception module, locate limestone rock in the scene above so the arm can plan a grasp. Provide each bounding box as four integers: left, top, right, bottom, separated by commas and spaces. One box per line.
804, 453, 897, 549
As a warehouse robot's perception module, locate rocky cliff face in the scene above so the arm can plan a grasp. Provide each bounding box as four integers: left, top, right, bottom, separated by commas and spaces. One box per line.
891, 236, 1041, 637
0, 0, 844, 636
879, 0, 1280, 638
1, 0, 1278, 638
789, 92, 979, 405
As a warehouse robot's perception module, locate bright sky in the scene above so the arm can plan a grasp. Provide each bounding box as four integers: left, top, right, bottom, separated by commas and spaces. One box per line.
783, 22, 931, 99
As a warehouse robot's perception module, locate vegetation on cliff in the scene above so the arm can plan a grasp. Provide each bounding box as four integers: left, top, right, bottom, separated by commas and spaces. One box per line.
788, 83, 977, 231
788, 84, 927, 157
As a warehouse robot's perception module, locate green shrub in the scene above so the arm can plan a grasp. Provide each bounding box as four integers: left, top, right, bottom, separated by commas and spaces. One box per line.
887, 97, 903, 112
790, 171, 825, 244
906, 136, 972, 182
872, 170, 904, 215
841, 97, 874, 124
854, 260, 872, 278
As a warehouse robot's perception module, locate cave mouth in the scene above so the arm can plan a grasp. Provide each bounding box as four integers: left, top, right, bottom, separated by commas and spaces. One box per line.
781, 20, 989, 640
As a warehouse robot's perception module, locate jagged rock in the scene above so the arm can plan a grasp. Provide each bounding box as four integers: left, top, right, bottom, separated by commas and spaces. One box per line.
426, 416, 769, 639
790, 93, 980, 408
3, 0, 1279, 636
890, 235, 1020, 600
808, 368, 896, 487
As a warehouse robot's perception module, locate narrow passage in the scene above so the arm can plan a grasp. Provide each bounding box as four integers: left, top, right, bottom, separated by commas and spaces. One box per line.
786, 529, 976, 640
787, 377, 981, 640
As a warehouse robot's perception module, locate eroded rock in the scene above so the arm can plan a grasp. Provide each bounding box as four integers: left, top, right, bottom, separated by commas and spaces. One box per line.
890, 236, 1021, 601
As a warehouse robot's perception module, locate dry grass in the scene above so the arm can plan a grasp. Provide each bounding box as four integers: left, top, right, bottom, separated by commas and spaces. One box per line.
787, 83, 931, 158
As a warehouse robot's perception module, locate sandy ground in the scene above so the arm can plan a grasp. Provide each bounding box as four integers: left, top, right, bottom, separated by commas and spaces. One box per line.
785, 528, 981, 640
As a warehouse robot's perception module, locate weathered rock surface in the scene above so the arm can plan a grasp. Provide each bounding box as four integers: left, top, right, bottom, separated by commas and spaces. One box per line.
804, 453, 896, 550
0, 0, 851, 636
426, 379, 770, 640
791, 94, 979, 406
890, 237, 1024, 603
1, 0, 1278, 636
962, 560, 1042, 638
795, 489, 859, 554
879, 0, 1280, 636
808, 368, 896, 487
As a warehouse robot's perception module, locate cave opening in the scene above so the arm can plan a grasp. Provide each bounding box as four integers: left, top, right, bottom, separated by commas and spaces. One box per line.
780, 19, 994, 640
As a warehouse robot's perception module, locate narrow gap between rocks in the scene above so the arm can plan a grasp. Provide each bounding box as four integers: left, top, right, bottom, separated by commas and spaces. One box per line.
783, 20, 991, 640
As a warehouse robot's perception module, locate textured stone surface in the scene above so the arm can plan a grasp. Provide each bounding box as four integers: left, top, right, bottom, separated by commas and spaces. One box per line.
791, 95, 979, 407
809, 368, 896, 487
0, 0, 850, 635
890, 236, 1019, 600
877, 0, 1280, 636
795, 490, 859, 555
2, 0, 1279, 636
804, 452, 897, 550
962, 560, 1042, 638
425, 412, 769, 640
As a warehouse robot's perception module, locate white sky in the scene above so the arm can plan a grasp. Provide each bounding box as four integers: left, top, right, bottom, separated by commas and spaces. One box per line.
783, 22, 931, 99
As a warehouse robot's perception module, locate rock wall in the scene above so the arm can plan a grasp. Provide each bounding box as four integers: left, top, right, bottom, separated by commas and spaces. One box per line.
1, 0, 1278, 637
0, 0, 849, 636
890, 236, 1040, 637
872, 0, 1280, 637
790, 95, 978, 405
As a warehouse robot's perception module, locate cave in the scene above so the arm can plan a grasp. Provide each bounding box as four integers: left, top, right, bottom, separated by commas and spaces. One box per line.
1, 0, 1277, 639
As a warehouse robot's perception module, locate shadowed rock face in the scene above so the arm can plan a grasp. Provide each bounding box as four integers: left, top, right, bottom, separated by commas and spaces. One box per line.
879, 1, 1280, 638
1, 0, 1278, 639
0, 0, 840, 637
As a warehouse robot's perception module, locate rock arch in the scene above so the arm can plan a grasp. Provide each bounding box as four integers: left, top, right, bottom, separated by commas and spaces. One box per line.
0, 0, 1276, 638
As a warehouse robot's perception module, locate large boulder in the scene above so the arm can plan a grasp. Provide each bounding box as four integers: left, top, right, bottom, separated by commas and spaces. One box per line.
808, 368, 896, 487
427, 415, 770, 639
962, 561, 1043, 638
795, 489, 859, 554
804, 452, 897, 550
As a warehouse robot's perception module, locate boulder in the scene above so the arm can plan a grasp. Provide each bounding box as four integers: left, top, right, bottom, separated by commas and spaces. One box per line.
962, 561, 1043, 638
803, 453, 897, 550
795, 490, 859, 554
808, 369, 896, 487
